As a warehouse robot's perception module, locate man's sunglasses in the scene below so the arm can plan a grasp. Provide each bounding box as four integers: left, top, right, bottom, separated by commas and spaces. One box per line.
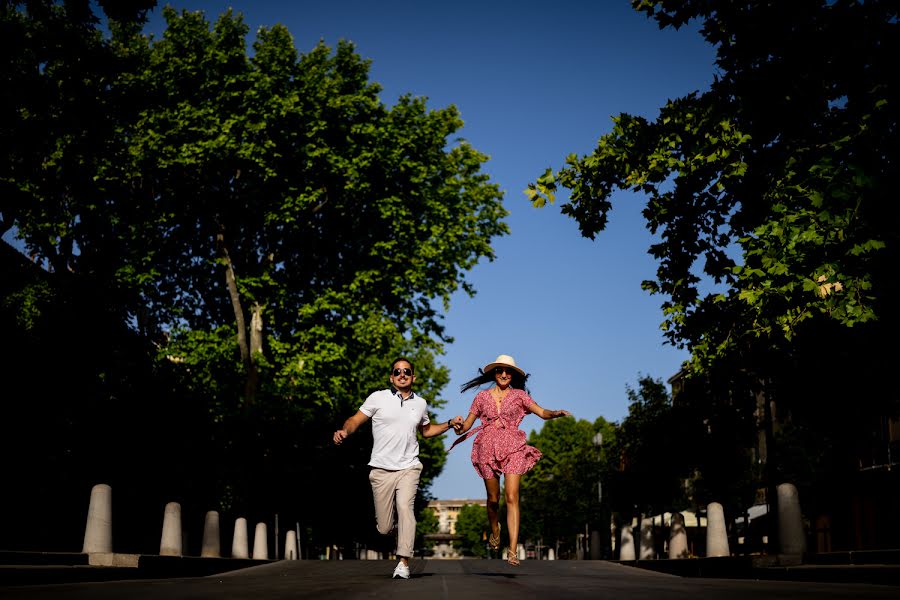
494, 367, 515, 376
392, 368, 413, 377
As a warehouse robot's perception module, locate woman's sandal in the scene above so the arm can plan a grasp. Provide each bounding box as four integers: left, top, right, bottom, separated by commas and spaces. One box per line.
507, 553, 520, 566
488, 524, 501, 551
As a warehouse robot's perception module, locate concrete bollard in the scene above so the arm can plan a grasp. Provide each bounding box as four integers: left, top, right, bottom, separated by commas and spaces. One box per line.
706, 502, 730, 557
82, 484, 113, 554
777, 482, 806, 556
160, 502, 183, 556
232, 517, 249, 559
668, 512, 689, 558
547, 547, 556, 560
639, 517, 655, 560
252, 522, 269, 560
201, 511, 221, 558
285, 530, 298, 560
590, 530, 602, 559
619, 523, 635, 560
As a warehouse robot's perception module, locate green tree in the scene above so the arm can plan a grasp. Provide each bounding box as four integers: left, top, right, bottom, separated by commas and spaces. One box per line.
529, 0, 896, 372
453, 503, 489, 557
521, 416, 614, 554
606, 376, 693, 519
2, 2, 508, 553
0, 0, 173, 553
528, 0, 898, 540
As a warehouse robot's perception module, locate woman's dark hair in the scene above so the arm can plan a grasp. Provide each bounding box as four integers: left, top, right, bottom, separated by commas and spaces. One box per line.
461, 367, 529, 394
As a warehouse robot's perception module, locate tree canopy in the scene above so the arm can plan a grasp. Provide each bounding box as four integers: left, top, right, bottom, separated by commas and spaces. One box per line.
1, 0, 507, 554
527, 0, 898, 543
453, 503, 490, 557
521, 415, 614, 554
528, 0, 897, 374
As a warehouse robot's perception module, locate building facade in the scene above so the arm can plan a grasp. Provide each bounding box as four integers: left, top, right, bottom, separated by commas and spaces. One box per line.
424, 498, 487, 559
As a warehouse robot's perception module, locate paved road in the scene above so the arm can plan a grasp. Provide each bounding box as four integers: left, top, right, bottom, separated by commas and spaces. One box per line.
1, 559, 896, 599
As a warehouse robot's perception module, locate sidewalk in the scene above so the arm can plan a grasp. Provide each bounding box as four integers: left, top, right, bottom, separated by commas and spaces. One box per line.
2, 549, 899, 587
2, 559, 898, 600
617, 549, 900, 586
0, 551, 267, 587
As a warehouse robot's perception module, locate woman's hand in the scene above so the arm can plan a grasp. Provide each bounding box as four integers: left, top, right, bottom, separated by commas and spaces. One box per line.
550, 409, 571, 419
451, 415, 465, 434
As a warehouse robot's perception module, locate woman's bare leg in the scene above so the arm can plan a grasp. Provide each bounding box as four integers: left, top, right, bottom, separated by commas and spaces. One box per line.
484, 477, 501, 542
504, 473, 521, 560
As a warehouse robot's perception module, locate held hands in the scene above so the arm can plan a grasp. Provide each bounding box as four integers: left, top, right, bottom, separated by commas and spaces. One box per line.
450, 416, 464, 434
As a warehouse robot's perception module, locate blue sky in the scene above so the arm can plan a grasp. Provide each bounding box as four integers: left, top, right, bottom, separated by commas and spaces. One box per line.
146, 1, 717, 499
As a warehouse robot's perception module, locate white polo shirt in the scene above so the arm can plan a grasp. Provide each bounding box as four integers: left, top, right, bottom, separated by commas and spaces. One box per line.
359, 388, 430, 470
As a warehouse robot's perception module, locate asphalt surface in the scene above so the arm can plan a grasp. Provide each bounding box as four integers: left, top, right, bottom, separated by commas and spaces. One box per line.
1, 559, 897, 600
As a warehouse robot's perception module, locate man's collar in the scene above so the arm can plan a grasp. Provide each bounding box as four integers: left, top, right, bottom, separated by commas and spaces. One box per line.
390, 386, 416, 400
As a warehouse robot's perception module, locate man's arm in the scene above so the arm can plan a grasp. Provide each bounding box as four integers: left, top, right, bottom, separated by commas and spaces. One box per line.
333, 410, 370, 445
419, 415, 464, 438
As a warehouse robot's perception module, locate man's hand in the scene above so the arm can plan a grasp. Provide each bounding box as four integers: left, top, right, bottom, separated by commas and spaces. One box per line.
333, 429, 349, 445
451, 416, 464, 434
334, 411, 369, 444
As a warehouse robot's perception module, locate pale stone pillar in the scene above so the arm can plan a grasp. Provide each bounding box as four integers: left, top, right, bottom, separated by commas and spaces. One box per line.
668, 512, 689, 558
82, 484, 113, 553
517, 543, 525, 560
285, 530, 298, 560
619, 524, 635, 560
232, 517, 249, 559
590, 530, 602, 559
547, 547, 556, 560
160, 502, 182, 556
201, 510, 220, 557
610, 515, 618, 558
706, 502, 730, 557
639, 516, 655, 559
777, 483, 806, 556
252, 522, 269, 559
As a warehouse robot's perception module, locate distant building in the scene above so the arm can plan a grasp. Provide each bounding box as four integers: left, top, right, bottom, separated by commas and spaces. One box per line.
424, 498, 486, 559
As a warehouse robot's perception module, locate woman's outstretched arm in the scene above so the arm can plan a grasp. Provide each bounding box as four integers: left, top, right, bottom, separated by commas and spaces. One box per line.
527, 402, 571, 420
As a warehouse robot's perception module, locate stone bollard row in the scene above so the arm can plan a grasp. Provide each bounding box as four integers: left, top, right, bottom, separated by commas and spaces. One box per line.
81, 483, 301, 560
82, 481, 808, 562
615, 484, 806, 562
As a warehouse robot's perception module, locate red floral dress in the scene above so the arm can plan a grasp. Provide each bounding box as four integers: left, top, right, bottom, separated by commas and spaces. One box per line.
461, 388, 543, 479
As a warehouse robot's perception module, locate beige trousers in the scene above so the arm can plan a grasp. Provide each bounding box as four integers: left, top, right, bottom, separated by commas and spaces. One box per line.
368, 464, 422, 558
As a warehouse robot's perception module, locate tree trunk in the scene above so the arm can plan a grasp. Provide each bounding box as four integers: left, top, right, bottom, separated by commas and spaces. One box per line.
216, 228, 253, 404
244, 303, 262, 403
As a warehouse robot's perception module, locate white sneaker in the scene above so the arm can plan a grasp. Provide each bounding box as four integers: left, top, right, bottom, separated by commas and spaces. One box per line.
392, 561, 410, 579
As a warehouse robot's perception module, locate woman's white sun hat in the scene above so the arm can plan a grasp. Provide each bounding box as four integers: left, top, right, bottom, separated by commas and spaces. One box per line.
483, 354, 526, 377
